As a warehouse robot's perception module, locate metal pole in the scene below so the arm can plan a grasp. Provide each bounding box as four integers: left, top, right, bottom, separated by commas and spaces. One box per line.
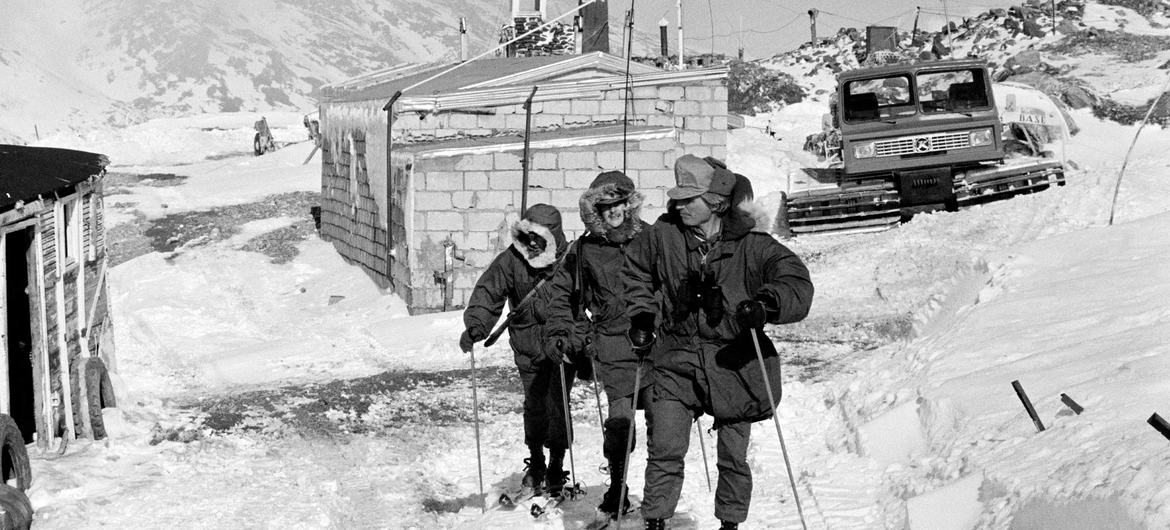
941, 0, 953, 54
749, 330, 808, 530
558, 362, 579, 495
591, 358, 606, 427
622, 5, 635, 174
520, 86, 538, 214
470, 345, 486, 513
614, 361, 643, 530
695, 419, 712, 492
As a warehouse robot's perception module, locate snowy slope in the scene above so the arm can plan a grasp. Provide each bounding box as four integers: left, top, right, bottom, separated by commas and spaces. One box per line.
0, 0, 509, 141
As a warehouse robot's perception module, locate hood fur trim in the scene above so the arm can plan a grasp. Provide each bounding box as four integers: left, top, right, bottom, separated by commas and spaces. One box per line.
512, 219, 558, 269
579, 187, 645, 243
738, 199, 773, 234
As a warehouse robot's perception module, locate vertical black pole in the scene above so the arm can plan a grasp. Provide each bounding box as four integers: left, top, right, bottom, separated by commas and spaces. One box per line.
659, 20, 668, 57
521, 86, 538, 214
1011, 380, 1045, 432
622, 4, 635, 174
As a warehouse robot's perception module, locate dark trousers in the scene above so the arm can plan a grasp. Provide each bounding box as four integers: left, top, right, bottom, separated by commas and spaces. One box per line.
642, 396, 753, 523
517, 358, 576, 450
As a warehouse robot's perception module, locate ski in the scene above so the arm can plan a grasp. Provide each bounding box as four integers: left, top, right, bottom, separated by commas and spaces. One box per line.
580, 500, 641, 530
529, 483, 586, 521
494, 485, 538, 511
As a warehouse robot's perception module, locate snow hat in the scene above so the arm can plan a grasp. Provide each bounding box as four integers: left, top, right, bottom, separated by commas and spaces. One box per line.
587, 171, 635, 205
512, 203, 566, 269
668, 154, 736, 200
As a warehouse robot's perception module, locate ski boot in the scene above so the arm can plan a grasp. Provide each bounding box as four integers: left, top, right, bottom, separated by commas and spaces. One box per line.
522, 447, 547, 494
598, 417, 633, 517
545, 447, 569, 497
719, 521, 739, 530
644, 519, 665, 530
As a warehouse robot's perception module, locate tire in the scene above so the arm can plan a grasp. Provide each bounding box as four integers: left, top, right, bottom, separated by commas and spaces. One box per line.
0, 415, 31, 492
86, 357, 116, 440
253, 133, 263, 156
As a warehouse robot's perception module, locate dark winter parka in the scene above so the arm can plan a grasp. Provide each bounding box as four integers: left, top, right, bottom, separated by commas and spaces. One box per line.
623, 199, 814, 422
463, 204, 570, 364
546, 173, 650, 393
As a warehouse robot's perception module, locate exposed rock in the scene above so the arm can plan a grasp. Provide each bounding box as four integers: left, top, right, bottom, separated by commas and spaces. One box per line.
1022, 18, 1047, 38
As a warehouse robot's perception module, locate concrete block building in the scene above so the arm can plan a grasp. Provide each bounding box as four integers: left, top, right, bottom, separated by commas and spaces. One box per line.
317, 52, 730, 313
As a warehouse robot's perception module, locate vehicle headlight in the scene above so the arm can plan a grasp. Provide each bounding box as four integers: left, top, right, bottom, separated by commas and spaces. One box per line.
853, 142, 876, 159
969, 128, 993, 146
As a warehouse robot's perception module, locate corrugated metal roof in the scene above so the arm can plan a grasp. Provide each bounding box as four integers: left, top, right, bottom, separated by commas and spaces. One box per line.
0, 145, 108, 210
323, 55, 577, 104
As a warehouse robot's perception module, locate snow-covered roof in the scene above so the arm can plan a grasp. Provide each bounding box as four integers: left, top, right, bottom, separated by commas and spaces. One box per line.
0, 144, 108, 210
322, 52, 656, 102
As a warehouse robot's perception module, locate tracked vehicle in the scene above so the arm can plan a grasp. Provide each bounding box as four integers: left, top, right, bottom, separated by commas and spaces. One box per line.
782, 59, 1067, 235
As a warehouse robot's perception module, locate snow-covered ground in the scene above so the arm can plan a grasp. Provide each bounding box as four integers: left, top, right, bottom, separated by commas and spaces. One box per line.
23, 96, 1170, 529
18, 1, 1170, 524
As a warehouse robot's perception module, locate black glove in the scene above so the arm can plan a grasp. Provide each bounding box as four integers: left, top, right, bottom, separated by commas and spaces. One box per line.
735, 299, 768, 330
548, 335, 569, 364
459, 329, 480, 353
627, 313, 657, 358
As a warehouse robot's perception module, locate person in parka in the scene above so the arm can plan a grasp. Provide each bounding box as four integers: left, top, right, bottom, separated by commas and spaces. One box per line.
622, 155, 814, 530
460, 203, 579, 495
545, 170, 650, 518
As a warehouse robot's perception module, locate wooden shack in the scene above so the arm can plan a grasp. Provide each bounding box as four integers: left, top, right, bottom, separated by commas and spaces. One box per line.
1, 145, 116, 448
317, 52, 731, 313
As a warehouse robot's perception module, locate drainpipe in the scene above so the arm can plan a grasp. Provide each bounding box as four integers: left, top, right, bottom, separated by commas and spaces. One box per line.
383, 90, 402, 289
520, 85, 538, 214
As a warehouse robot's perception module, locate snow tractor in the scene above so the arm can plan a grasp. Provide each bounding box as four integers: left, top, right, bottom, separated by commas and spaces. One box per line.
781, 58, 1068, 235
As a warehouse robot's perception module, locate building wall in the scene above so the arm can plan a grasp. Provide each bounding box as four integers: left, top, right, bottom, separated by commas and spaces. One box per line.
9, 183, 114, 444
321, 78, 728, 313
317, 129, 414, 304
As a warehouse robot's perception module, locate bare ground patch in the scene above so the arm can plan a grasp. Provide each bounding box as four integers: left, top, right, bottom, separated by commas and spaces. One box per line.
106, 190, 319, 265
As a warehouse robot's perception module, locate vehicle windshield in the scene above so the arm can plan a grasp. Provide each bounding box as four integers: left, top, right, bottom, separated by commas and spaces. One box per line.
841, 67, 991, 122
918, 68, 990, 114
843, 75, 914, 122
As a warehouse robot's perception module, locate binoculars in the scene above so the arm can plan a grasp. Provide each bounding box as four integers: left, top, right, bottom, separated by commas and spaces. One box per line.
675, 269, 725, 324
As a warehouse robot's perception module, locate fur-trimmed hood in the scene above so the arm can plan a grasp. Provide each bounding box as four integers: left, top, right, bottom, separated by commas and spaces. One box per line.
580, 185, 646, 243
510, 203, 567, 269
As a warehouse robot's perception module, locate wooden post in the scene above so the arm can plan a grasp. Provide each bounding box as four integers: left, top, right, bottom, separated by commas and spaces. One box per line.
1011, 380, 1045, 432
808, 9, 818, 45
1059, 393, 1084, 415
1150, 413, 1170, 441
31, 228, 48, 450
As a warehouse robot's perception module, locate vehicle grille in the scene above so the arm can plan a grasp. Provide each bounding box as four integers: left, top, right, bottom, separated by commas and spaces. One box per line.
874, 131, 970, 157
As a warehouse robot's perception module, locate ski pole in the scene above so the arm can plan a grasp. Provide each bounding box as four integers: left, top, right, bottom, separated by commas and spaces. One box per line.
749, 329, 807, 530
591, 358, 606, 427
614, 359, 643, 530
470, 345, 486, 513
695, 418, 712, 492
558, 361, 579, 496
